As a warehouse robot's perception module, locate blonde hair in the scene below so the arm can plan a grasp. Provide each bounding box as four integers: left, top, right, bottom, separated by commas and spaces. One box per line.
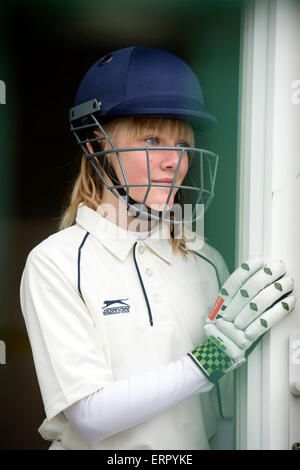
59, 117, 195, 258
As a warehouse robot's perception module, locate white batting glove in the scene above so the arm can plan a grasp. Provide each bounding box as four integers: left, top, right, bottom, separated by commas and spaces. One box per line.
188, 255, 296, 384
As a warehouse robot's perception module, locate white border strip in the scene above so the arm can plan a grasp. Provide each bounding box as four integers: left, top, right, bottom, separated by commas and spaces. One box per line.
236, 0, 274, 449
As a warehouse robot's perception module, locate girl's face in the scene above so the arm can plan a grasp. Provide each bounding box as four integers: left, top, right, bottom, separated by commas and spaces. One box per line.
106, 120, 191, 210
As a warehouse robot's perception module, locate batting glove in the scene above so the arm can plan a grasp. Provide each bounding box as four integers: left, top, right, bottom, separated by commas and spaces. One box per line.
188, 255, 296, 384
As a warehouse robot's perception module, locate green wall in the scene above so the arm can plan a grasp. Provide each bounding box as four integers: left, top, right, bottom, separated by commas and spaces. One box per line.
0, 0, 241, 449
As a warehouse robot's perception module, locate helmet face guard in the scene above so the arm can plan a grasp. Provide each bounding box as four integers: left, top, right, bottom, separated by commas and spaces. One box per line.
69, 99, 219, 227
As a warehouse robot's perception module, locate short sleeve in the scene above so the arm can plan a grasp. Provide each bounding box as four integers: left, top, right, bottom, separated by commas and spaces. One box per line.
20, 246, 113, 421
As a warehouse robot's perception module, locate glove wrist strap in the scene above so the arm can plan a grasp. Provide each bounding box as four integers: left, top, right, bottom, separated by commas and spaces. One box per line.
187, 337, 234, 385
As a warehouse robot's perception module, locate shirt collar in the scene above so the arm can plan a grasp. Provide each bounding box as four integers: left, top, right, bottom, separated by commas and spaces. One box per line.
75, 205, 174, 264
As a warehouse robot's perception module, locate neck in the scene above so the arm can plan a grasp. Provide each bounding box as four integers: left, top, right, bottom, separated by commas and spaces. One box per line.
97, 187, 156, 233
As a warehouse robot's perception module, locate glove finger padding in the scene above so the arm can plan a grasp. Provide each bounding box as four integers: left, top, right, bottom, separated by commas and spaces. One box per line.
222, 259, 286, 322
206, 293, 296, 354
244, 294, 296, 341
234, 275, 294, 329
207, 255, 264, 323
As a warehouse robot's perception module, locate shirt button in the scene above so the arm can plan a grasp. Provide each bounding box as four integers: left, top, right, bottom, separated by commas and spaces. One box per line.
145, 268, 153, 277
153, 294, 162, 303
139, 245, 145, 254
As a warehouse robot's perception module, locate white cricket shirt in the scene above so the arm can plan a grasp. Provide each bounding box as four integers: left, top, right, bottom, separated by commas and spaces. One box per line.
20, 204, 229, 450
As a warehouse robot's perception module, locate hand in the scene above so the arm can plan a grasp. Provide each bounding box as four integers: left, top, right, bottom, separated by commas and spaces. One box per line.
188, 255, 296, 384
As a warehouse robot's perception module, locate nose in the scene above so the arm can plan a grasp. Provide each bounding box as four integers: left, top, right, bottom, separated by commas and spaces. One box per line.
159, 148, 183, 170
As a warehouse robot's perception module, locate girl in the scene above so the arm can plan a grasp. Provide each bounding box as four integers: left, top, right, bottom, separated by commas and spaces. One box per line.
20, 46, 294, 450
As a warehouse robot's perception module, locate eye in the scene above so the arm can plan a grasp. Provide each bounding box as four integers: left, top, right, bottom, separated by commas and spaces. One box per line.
176, 142, 191, 149
145, 136, 159, 145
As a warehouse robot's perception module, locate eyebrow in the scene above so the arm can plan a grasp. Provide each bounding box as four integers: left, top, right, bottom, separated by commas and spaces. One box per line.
143, 129, 187, 138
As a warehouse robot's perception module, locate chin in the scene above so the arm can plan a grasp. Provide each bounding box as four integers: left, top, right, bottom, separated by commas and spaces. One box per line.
147, 199, 175, 211
130, 190, 176, 210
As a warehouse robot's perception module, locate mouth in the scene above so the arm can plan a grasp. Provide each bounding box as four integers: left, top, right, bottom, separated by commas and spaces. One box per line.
152, 179, 174, 185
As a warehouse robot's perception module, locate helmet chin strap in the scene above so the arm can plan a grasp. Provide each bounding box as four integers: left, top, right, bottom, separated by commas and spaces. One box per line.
101, 156, 179, 223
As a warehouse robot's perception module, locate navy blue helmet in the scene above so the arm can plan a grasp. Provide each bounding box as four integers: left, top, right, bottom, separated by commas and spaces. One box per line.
74, 46, 217, 131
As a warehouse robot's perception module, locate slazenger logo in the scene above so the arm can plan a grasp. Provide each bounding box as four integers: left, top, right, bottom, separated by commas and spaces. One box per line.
102, 298, 130, 316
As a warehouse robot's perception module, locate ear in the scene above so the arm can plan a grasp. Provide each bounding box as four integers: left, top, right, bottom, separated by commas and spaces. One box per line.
86, 141, 94, 154
86, 130, 104, 155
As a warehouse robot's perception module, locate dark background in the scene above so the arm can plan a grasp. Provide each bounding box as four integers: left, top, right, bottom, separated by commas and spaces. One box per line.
0, 0, 241, 449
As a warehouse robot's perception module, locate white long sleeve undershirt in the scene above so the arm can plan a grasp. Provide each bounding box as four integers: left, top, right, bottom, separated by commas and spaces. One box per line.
63, 355, 213, 443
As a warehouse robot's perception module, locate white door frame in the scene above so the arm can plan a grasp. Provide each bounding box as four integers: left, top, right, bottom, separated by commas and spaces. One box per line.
236, 0, 300, 450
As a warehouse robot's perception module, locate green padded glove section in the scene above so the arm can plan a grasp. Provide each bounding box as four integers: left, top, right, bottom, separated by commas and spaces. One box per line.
188, 336, 234, 385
